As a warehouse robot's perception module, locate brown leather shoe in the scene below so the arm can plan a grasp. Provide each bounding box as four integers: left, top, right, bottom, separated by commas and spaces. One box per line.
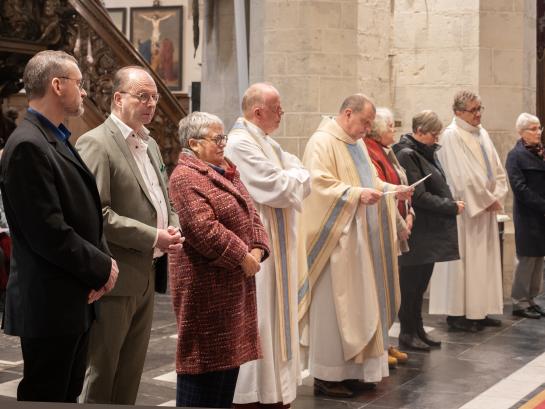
314, 378, 354, 398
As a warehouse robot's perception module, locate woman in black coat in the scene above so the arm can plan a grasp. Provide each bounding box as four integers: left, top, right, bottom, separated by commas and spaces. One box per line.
393, 110, 464, 350
506, 113, 545, 320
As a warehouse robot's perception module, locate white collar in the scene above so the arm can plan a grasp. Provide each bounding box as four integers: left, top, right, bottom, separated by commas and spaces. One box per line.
110, 113, 150, 141
454, 116, 481, 136
240, 117, 267, 139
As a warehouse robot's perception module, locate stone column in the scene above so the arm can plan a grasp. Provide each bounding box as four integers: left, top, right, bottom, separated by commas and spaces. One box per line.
391, 0, 480, 131
248, 0, 361, 156
201, 1, 241, 129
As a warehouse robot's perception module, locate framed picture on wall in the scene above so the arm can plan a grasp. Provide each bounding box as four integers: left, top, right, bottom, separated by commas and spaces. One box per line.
106, 8, 127, 36
130, 6, 183, 91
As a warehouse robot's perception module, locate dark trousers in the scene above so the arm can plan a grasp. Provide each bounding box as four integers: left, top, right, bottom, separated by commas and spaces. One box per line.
176, 367, 239, 408
234, 403, 290, 408
398, 263, 435, 335
18, 329, 90, 402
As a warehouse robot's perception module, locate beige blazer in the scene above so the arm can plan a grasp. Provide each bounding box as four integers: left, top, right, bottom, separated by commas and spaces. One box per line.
76, 116, 179, 296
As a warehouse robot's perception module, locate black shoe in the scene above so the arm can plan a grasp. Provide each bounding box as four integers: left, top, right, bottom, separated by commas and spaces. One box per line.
513, 307, 541, 319
530, 304, 545, 316
417, 327, 441, 347
314, 378, 354, 398
477, 316, 502, 327
447, 316, 479, 333
399, 333, 431, 351
342, 379, 377, 392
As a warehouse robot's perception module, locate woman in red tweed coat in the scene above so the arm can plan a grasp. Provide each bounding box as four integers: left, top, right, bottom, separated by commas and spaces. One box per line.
169, 111, 270, 408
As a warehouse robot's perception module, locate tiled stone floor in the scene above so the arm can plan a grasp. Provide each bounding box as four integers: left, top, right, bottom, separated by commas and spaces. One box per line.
2, 293, 545, 408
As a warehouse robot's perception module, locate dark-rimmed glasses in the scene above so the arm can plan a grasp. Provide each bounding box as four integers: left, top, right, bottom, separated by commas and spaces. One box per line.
192, 134, 228, 146
119, 91, 160, 104
462, 106, 485, 115
58, 76, 84, 90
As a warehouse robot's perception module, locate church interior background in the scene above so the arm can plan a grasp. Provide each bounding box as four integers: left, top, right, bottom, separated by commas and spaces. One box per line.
2, 1, 545, 408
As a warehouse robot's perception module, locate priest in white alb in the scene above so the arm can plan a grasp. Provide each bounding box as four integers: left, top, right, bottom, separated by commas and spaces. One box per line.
226, 83, 311, 409
299, 94, 412, 399
429, 90, 508, 332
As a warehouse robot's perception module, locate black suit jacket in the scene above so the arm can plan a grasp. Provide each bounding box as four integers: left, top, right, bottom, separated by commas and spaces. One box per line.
0, 111, 111, 338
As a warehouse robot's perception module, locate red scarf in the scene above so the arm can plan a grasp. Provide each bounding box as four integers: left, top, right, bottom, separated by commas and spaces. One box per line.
364, 138, 406, 217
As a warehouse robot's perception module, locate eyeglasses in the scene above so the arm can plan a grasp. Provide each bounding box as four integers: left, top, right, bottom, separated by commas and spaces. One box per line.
262, 105, 284, 116
205, 134, 228, 146
58, 76, 84, 90
524, 126, 543, 133
462, 106, 485, 115
119, 91, 160, 104
192, 134, 228, 146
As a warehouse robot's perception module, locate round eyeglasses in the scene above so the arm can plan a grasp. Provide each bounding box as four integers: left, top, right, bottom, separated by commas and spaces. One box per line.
119, 91, 160, 104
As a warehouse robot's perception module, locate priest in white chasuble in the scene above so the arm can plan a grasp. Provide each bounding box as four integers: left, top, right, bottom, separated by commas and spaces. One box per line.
226, 83, 311, 409
299, 94, 412, 399
429, 90, 508, 332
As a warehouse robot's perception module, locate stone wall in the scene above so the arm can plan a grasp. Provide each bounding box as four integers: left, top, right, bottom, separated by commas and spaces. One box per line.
199, 0, 538, 295
391, 0, 480, 133
253, 0, 361, 156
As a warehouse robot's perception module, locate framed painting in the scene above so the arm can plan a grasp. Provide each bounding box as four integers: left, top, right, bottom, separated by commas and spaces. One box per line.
130, 6, 183, 91
106, 8, 127, 35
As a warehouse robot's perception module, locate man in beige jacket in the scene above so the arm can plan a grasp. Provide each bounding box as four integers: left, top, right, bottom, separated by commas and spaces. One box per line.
76, 66, 182, 405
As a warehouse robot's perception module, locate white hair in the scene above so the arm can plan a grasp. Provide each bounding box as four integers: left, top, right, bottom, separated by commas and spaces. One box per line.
515, 112, 540, 134
178, 111, 224, 148
368, 107, 394, 140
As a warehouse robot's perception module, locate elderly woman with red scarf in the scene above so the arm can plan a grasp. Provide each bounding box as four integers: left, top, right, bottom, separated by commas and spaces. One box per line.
363, 107, 413, 368
169, 112, 270, 408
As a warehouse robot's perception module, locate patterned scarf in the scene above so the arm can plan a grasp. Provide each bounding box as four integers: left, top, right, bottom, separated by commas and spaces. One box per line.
522, 139, 545, 161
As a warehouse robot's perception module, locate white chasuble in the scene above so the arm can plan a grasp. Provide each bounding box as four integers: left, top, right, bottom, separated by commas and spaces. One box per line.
300, 117, 399, 382
429, 117, 508, 319
226, 118, 311, 404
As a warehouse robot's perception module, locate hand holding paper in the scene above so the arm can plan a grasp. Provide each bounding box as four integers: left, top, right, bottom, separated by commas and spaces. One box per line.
383, 174, 431, 197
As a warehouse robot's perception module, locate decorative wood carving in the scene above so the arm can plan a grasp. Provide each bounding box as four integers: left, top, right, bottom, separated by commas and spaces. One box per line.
0, 0, 186, 173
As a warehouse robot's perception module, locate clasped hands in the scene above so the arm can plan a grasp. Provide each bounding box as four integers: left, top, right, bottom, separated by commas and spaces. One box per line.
485, 200, 502, 212
88, 258, 119, 304
241, 248, 263, 278
157, 225, 185, 254
88, 226, 185, 304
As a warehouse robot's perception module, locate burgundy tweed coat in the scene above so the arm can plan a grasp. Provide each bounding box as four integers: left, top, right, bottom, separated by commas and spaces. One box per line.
169, 152, 270, 375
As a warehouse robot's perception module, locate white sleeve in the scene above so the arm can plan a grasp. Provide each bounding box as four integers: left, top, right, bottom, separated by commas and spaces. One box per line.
225, 136, 311, 211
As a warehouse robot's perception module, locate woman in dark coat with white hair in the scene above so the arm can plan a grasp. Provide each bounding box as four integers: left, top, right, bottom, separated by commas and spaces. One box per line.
506, 112, 545, 319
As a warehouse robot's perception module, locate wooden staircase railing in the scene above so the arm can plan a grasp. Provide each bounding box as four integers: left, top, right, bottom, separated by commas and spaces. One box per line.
0, 0, 187, 173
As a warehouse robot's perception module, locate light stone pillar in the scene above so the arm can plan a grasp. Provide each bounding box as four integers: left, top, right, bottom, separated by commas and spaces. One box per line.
250, 0, 362, 157
201, 1, 241, 129
479, 0, 536, 173
357, 0, 394, 107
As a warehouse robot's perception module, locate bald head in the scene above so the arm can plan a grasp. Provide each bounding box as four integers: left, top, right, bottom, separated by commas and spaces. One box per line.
339, 93, 375, 115
111, 65, 158, 130
241, 83, 278, 117
336, 93, 376, 140
111, 66, 155, 109
241, 82, 283, 134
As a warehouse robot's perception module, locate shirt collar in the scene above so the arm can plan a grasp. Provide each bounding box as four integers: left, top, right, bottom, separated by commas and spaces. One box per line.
242, 118, 267, 138
28, 108, 71, 143
109, 113, 150, 141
